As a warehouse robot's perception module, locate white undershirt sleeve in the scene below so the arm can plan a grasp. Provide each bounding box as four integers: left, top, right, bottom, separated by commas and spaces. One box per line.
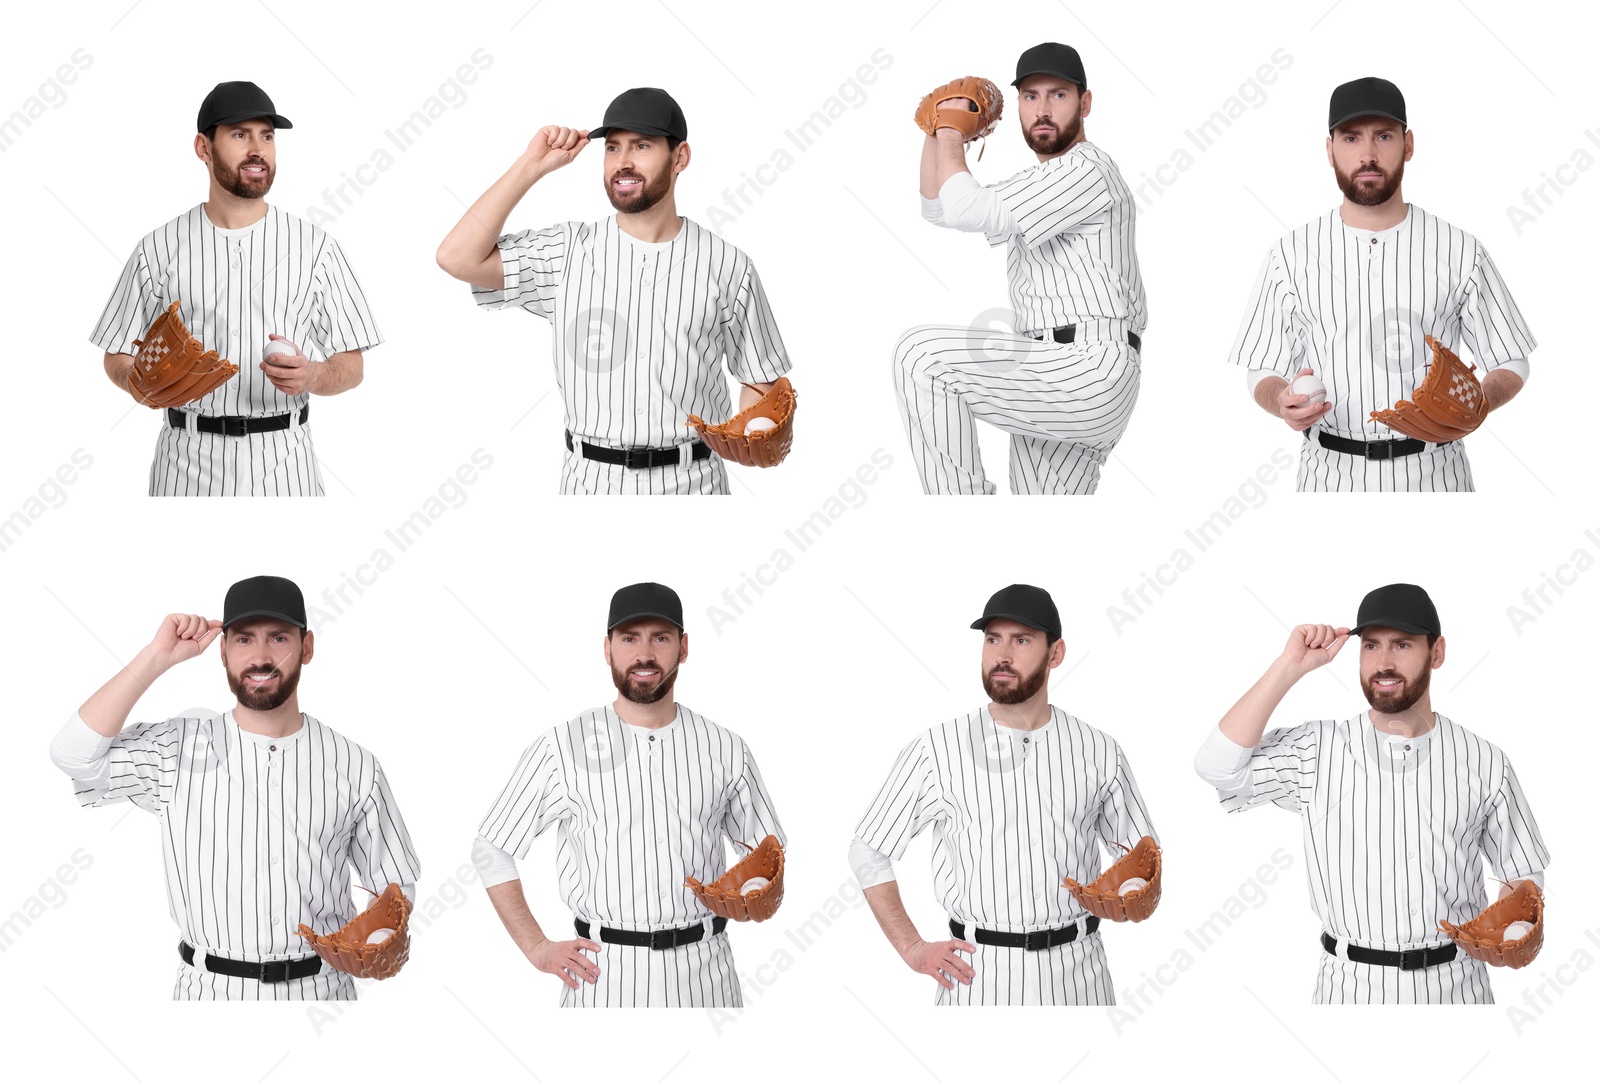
1494, 357, 1530, 384
920, 196, 945, 226
1246, 368, 1282, 394
48, 712, 114, 787
471, 834, 521, 888
849, 835, 897, 889
1193, 726, 1254, 794
934, 171, 1017, 236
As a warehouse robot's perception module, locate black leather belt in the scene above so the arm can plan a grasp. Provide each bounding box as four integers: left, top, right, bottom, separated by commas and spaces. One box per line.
1314, 430, 1450, 459
1320, 932, 1457, 970
167, 404, 309, 436
1033, 325, 1141, 352
180, 940, 322, 983
575, 917, 727, 950
950, 916, 1100, 951
565, 431, 711, 469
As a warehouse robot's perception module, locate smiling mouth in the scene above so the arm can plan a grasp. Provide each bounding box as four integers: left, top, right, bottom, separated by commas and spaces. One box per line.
241, 164, 267, 176
629, 668, 661, 679
1373, 677, 1403, 689
245, 672, 278, 684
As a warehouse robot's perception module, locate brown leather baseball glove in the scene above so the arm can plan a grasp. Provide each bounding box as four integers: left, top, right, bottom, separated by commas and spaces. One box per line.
687, 377, 796, 468
296, 882, 413, 979
1370, 335, 1488, 443
126, 300, 239, 408
685, 835, 785, 922
1438, 879, 1544, 969
915, 76, 1004, 157
1062, 836, 1162, 923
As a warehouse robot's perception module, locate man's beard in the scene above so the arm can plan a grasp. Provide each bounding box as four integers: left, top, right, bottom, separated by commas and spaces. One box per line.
1023, 108, 1082, 155
1362, 663, 1430, 715
1335, 159, 1403, 207
606, 160, 673, 214
983, 660, 1049, 705
612, 661, 678, 704
228, 662, 301, 711
213, 155, 273, 199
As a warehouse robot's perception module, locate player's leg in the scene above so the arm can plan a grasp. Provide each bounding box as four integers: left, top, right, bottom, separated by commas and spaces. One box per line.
644, 456, 728, 496
892, 325, 1000, 494
1056, 932, 1114, 1006
250, 426, 323, 497
559, 450, 608, 495
1007, 436, 1111, 494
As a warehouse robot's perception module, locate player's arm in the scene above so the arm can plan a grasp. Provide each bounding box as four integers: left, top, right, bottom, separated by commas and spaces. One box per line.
852, 836, 974, 989
1216, 624, 1348, 749
259, 338, 364, 398
737, 381, 775, 411
436, 126, 590, 291
103, 351, 136, 394
1252, 368, 1331, 432
77, 613, 221, 738
1483, 368, 1523, 413
931, 125, 972, 189
473, 834, 598, 988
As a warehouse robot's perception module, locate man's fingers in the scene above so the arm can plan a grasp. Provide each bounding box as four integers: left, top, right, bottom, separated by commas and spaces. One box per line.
932, 968, 954, 990
577, 939, 601, 953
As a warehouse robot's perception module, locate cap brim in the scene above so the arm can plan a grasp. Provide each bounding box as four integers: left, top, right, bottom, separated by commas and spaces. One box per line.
1011, 70, 1085, 87
1328, 109, 1404, 132
1350, 618, 1434, 636
970, 613, 1052, 635
206, 112, 293, 131
608, 610, 684, 631
588, 124, 676, 140
224, 609, 306, 630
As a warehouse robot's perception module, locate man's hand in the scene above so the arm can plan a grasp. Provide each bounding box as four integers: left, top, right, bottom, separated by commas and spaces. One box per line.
145, 613, 223, 672
524, 934, 601, 990
1278, 624, 1350, 679
522, 126, 590, 177
899, 936, 976, 991
260, 336, 318, 396
1272, 368, 1332, 431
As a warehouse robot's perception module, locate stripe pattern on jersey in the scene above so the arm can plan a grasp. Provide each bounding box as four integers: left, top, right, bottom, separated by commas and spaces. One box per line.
472, 216, 791, 492
91, 204, 381, 496
1213, 711, 1549, 1005
1227, 204, 1534, 491
892, 325, 1139, 494
558, 448, 728, 496
478, 704, 785, 1007
984, 141, 1147, 337
71, 711, 420, 1001
856, 707, 1156, 1006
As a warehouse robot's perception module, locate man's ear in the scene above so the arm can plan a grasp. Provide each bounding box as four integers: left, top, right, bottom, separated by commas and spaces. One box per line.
674, 141, 691, 176
1403, 128, 1415, 162
195, 133, 213, 164
1430, 634, 1446, 670
603, 634, 613, 666
1048, 637, 1067, 669
679, 632, 690, 664
301, 629, 315, 665
1325, 136, 1335, 169
1079, 88, 1093, 118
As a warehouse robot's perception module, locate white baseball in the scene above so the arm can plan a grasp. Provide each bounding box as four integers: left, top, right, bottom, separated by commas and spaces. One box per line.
366, 928, 394, 944
1118, 877, 1149, 896
1503, 921, 1535, 941
740, 876, 771, 895
263, 338, 298, 362
744, 416, 777, 435
1291, 373, 1327, 405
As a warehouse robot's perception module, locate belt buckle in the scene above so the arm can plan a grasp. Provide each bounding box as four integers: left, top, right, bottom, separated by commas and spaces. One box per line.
622, 447, 650, 470
1397, 948, 1428, 971
1368, 440, 1400, 461
259, 958, 292, 983
1022, 929, 1050, 952
647, 927, 678, 950
222, 416, 249, 438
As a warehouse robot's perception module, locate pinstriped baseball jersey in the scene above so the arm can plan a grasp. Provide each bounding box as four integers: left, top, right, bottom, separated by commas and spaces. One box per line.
1208, 712, 1548, 1004
983, 141, 1147, 337
478, 704, 785, 934
91, 204, 381, 496
471, 215, 792, 455
93, 205, 382, 416
1227, 204, 1533, 490
65, 711, 420, 1001
856, 707, 1157, 932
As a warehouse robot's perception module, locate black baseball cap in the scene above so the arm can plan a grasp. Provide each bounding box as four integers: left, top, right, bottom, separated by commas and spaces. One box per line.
607, 582, 685, 632
1351, 583, 1440, 637
970, 584, 1062, 642
223, 575, 308, 630
1328, 76, 1406, 132
588, 88, 687, 142
197, 81, 292, 134
1013, 42, 1087, 89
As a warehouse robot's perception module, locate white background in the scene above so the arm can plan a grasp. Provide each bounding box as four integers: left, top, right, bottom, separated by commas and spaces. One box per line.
2, 0, 1595, 1078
